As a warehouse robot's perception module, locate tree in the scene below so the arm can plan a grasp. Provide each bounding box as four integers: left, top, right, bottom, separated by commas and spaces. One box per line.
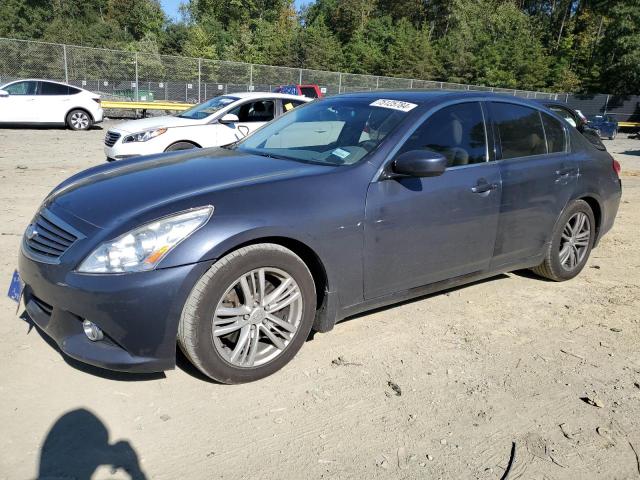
298, 16, 344, 70
598, 0, 640, 93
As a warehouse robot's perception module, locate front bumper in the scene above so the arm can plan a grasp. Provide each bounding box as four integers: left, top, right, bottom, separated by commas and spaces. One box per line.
104, 132, 154, 161
19, 249, 212, 373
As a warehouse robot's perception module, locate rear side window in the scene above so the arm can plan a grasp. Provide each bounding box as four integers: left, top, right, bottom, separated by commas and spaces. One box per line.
541, 113, 566, 153
491, 103, 546, 159
397, 102, 487, 167
548, 105, 577, 127
40, 82, 70, 95
282, 99, 306, 113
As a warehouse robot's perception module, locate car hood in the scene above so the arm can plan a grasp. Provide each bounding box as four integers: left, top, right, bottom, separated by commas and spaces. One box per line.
47, 149, 334, 228
111, 115, 206, 133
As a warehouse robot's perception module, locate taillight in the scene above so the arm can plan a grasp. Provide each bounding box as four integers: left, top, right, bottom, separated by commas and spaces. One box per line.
613, 158, 621, 176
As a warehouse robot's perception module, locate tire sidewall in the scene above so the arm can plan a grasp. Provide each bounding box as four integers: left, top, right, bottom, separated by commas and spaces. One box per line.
186, 247, 316, 383
548, 200, 595, 281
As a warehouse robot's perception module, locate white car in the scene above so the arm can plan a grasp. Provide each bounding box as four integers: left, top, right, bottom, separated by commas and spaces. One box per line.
0, 79, 103, 130
104, 92, 311, 161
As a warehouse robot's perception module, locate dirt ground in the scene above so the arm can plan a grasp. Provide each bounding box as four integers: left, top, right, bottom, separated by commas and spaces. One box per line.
0, 122, 639, 480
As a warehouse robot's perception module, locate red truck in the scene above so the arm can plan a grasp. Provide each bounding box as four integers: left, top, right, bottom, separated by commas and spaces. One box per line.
273, 84, 324, 98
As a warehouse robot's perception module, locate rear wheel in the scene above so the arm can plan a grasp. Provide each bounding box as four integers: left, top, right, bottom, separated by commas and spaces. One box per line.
531, 200, 595, 281
178, 244, 316, 383
165, 141, 198, 152
66, 109, 92, 130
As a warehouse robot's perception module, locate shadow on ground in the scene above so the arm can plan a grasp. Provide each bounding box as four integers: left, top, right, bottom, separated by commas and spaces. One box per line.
38, 408, 147, 479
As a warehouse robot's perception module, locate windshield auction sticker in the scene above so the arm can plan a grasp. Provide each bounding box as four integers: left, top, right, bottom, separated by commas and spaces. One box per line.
370, 99, 418, 112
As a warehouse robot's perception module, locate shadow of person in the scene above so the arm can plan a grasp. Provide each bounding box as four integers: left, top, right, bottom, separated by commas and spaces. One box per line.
38, 408, 147, 479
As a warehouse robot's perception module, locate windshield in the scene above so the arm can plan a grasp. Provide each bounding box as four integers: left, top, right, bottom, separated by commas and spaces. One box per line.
234, 97, 415, 165
177, 96, 238, 120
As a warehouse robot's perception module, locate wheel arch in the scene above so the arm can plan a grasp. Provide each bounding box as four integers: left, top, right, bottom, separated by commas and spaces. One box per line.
164, 140, 202, 151
216, 236, 329, 317
577, 195, 602, 244
65, 106, 94, 123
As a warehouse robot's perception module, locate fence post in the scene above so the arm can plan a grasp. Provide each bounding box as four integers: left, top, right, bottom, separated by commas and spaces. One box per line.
134, 52, 139, 101
338, 73, 342, 94
410, 79, 413, 89
376, 77, 379, 90
198, 58, 202, 103
249, 64, 253, 91
604, 94, 610, 115
299, 68, 303, 84
62, 44, 69, 83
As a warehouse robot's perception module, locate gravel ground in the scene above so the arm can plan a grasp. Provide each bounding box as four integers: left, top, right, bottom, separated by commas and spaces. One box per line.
0, 122, 639, 480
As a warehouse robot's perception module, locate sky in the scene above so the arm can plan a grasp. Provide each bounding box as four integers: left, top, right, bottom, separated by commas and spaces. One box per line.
159, 0, 313, 21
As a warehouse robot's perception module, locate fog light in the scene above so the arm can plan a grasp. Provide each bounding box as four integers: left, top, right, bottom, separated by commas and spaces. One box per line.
83, 320, 104, 341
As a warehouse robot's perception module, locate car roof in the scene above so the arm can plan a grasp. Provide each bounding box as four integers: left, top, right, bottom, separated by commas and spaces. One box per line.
1, 78, 90, 91
227, 91, 312, 101
334, 90, 563, 110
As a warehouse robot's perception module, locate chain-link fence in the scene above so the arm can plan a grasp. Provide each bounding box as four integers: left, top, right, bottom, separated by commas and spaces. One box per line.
0, 37, 562, 103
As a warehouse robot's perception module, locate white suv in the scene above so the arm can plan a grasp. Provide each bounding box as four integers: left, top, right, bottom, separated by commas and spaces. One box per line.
0, 79, 103, 130
103, 92, 310, 161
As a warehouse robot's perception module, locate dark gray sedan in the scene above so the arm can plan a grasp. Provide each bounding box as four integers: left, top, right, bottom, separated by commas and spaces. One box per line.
17, 91, 622, 383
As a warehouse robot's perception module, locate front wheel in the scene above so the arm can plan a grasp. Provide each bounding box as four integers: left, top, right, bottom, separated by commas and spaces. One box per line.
609, 130, 617, 140
178, 244, 316, 383
66, 109, 92, 130
531, 199, 595, 281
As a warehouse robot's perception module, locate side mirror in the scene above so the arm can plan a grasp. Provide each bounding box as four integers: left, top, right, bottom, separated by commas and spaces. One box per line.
0, 90, 9, 98
391, 150, 448, 178
219, 113, 239, 124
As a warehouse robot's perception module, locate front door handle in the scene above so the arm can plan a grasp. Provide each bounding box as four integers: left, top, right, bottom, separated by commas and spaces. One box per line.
471, 181, 498, 194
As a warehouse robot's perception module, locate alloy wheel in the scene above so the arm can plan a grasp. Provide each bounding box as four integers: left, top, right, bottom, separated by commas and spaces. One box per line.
70, 112, 89, 130
212, 267, 303, 368
559, 212, 591, 271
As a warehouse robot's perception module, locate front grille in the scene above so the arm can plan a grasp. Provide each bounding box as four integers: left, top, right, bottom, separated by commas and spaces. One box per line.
24, 210, 79, 261
104, 130, 121, 147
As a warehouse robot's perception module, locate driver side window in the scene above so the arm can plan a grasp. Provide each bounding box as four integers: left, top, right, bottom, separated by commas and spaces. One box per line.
229, 100, 275, 122
5, 81, 38, 95
396, 102, 487, 167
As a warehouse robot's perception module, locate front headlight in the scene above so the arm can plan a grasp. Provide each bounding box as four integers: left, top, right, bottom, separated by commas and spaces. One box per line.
77, 206, 213, 273
123, 128, 167, 143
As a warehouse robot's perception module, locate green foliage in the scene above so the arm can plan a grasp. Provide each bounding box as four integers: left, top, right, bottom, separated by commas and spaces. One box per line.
598, 0, 640, 93
1, 0, 639, 93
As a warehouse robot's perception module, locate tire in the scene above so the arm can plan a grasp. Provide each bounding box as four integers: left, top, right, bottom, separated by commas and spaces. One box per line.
609, 130, 617, 140
178, 243, 316, 383
165, 141, 198, 152
531, 199, 595, 281
66, 109, 92, 131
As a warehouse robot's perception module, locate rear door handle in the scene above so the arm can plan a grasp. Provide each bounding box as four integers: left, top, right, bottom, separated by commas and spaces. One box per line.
471, 181, 498, 194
